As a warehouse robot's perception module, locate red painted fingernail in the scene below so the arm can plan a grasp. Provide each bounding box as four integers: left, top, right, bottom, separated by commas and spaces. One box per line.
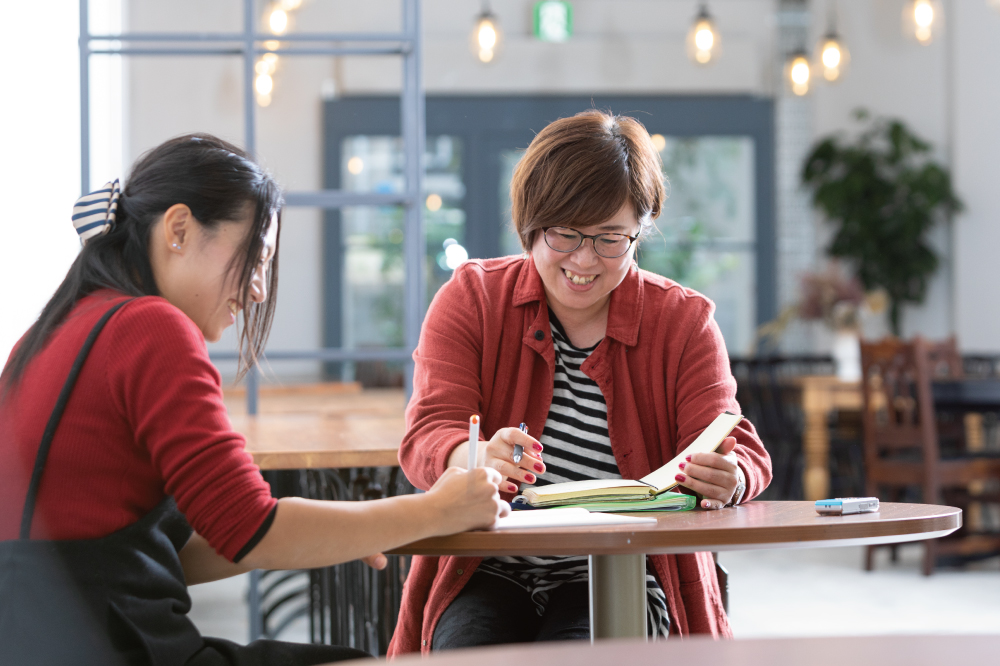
685, 455, 692, 462
702, 500, 711, 508
675, 474, 686, 482
524, 473, 536, 483
534, 463, 544, 472
508, 483, 518, 492
678, 462, 686, 470
533, 443, 543, 452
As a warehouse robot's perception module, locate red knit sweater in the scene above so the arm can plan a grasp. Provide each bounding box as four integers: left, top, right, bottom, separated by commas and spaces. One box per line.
0, 291, 276, 562
388, 256, 772, 656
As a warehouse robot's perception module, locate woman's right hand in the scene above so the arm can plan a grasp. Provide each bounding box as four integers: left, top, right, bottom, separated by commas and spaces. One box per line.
424, 466, 510, 535
446, 428, 545, 494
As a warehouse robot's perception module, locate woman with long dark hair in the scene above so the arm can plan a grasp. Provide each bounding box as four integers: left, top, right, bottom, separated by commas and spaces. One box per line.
0, 133, 508, 665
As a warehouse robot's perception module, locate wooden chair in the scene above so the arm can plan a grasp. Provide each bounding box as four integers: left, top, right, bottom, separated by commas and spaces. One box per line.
860, 337, 1000, 575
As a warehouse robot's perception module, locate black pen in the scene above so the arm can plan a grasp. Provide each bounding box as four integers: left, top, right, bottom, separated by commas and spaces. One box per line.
513, 423, 528, 463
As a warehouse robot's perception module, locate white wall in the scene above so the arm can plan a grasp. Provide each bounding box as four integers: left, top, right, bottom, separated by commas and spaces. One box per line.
341, 0, 777, 94
0, 1, 82, 365
953, 0, 1000, 353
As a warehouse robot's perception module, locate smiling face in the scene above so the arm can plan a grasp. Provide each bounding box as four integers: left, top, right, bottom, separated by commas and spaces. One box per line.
151, 204, 279, 342
530, 202, 640, 324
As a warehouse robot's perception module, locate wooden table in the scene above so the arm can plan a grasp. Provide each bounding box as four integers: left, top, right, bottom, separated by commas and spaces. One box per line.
796, 376, 1000, 501
796, 376, 862, 501
224, 385, 406, 470
340, 634, 1000, 666
388, 501, 961, 642
223, 385, 407, 648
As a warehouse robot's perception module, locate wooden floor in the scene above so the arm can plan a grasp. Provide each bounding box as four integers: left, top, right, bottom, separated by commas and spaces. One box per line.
223, 383, 406, 470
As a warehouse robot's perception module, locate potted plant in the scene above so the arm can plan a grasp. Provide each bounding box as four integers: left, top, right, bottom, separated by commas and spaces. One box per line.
754, 263, 876, 378
801, 110, 962, 335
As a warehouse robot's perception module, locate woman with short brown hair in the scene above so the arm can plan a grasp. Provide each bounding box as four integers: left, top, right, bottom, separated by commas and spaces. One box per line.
390, 110, 772, 653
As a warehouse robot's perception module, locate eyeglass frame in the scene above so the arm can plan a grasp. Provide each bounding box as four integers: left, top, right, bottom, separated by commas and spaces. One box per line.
541, 226, 640, 259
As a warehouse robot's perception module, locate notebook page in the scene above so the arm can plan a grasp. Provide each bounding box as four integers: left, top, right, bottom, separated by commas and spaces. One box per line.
640, 412, 744, 493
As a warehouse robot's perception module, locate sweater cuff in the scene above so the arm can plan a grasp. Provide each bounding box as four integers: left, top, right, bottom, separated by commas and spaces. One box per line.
232, 503, 277, 563
434, 433, 471, 481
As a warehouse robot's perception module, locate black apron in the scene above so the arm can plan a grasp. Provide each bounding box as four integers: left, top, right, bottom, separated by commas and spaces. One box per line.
0, 300, 370, 666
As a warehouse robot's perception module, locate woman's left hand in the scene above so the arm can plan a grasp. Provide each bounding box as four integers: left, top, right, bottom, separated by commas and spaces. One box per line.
675, 436, 740, 510
361, 553, 387, 570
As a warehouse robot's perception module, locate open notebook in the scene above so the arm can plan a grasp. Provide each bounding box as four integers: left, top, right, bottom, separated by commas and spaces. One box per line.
520, 412, 743, 508
513, 491, 696, 513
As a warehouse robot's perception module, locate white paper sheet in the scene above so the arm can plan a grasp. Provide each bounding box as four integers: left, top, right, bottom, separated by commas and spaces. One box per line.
491, 507, 657, 530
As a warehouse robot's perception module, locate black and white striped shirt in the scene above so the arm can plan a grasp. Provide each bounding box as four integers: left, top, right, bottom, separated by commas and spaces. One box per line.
479, 315, 671, 639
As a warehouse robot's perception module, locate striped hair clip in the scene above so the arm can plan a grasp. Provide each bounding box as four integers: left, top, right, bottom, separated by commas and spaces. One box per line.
72, 179, 121, 245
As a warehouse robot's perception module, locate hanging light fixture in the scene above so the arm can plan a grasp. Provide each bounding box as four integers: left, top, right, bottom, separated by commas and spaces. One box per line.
255, 2, 310, 106
818, 35, 848, 81
470, 2, 502, 64
255, 2, 308, 106
269, 7, 289, 34
786, 51, 812, 96
687, 4, 719, 65
904, 0, 937, 44
817, 5, 849, 82
254, 51, 279, 107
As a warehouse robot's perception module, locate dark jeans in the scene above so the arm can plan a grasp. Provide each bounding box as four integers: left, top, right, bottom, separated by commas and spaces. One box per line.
432, 571, 590, 650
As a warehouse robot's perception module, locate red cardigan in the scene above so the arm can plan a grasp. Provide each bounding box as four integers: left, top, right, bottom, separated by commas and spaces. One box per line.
0, 291, 276, 562
389, 256, 771, 656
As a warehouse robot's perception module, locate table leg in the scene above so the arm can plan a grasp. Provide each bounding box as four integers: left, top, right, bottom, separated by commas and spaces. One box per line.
588, 553, 646, 642
248, 569, 263, 642
802, 387, 831, 501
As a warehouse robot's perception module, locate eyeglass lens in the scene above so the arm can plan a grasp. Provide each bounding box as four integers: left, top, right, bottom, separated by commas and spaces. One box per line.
544, 227, 632, 258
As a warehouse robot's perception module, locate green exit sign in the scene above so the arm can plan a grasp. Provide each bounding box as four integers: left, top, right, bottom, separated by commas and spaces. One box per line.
534, 1, 573, 42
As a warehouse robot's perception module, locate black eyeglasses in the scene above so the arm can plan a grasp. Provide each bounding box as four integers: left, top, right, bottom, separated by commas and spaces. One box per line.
542, 227, 639, 259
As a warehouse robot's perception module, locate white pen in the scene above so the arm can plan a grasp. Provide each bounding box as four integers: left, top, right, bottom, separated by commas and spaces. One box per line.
467, 415, 480, 470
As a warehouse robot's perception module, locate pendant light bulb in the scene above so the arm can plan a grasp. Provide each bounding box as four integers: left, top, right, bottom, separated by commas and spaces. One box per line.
786, 52, 811, 96
818, 33, 849, 82
470, 6, 502, 64
904, 0, 936, 44
269, 7, 289, 35
687, 4, 719, 65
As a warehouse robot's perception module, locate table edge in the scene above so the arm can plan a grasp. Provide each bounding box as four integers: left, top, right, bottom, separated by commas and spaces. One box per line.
387, 504, 961, 557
